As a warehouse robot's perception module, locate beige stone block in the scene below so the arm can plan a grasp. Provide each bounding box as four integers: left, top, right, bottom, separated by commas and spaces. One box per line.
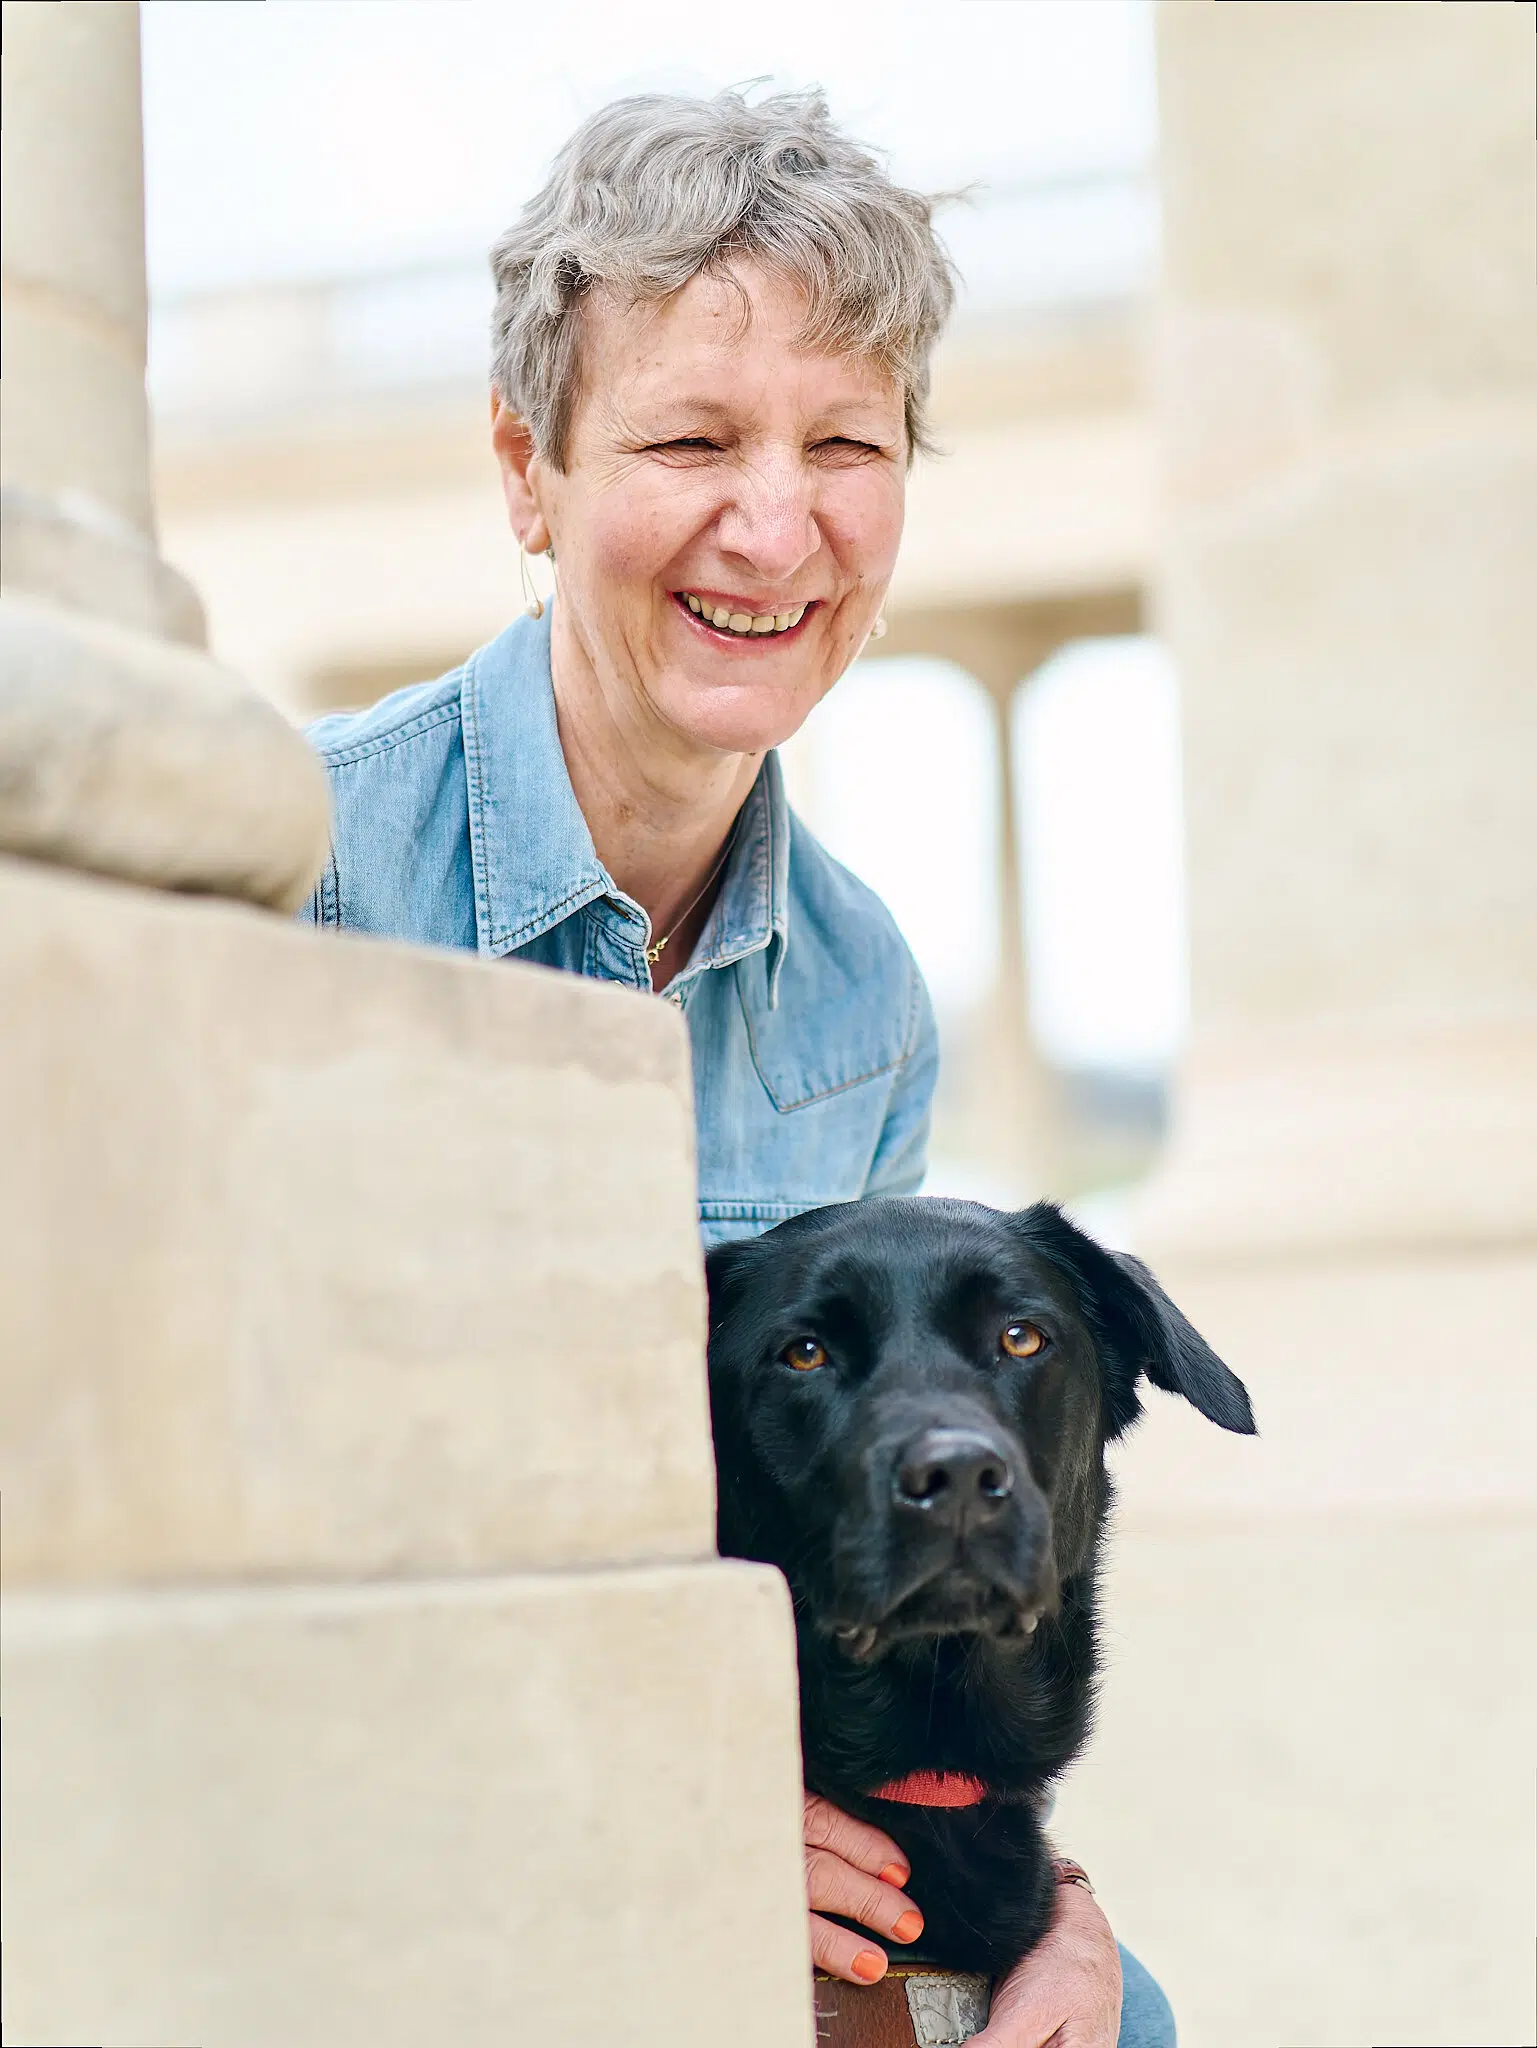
1161, 432, 1537, 1030
1052, 1510, 1537, 2048
1139, 1020, 1537, 1262
0, 599, 328, 906
0, 858, 715, 1580
1157, 3, 1537, 417
1108, 1248, 1537, 1520
2, 1561, 814, 2048
0, 489, 207, 647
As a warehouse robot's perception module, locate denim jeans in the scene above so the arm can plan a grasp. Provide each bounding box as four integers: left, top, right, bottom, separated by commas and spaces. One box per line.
1117, 1944, 1177, 2047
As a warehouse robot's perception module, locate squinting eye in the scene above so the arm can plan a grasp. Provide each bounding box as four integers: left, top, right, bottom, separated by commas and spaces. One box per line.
1000, 1322, 1045, 1360
781, 1338, 828, 1372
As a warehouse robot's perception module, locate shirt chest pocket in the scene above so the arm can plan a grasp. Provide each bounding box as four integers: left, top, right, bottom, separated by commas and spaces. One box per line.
695, 1050, 897, 1245
734, 946, 918, 1111
689, 950, 916, 1244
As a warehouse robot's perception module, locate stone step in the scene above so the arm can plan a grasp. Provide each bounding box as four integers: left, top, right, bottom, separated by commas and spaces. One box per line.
2, 1561, 814, 2048
0, 856, 715, 1582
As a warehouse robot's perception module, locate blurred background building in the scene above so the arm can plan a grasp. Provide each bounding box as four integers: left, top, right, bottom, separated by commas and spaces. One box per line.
6, 5, 1534, 2046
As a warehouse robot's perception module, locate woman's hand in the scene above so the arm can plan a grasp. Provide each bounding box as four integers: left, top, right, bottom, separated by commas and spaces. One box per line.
802, 1792, 926, 1984
971, 1877, 1122, 2047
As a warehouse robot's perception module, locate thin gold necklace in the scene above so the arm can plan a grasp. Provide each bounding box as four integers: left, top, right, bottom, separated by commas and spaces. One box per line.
646, 817, 740, 968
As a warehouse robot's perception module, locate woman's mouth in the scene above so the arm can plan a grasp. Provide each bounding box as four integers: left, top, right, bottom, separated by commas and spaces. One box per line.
674, 590, 815, 639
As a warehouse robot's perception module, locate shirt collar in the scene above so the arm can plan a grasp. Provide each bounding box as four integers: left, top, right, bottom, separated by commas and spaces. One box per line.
680, 746, 790, 1006
460, 606, 790, 998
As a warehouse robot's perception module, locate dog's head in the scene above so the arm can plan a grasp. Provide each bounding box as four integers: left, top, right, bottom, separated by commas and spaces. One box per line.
706, 1197, 1253, 1663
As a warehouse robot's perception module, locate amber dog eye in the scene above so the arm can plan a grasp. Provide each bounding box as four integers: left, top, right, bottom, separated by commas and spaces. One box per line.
782, 1338, 828, 1372
1000, 1322, 1045, 1360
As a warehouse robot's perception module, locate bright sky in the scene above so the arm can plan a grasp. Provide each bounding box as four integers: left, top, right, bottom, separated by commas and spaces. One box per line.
140, 0, 1155, 297
1015, 639, 1187, 1069
783, 660, 1003, 1019
784, 644, 1186, 1070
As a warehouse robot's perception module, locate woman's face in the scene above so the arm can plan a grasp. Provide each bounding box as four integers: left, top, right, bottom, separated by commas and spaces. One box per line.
508, 262, 908, 759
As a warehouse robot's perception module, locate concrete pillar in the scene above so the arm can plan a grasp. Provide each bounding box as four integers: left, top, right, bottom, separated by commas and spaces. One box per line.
1080, 7, 1537, 2039
0, 0, 328, 910
883, 590, 1141, 1197
1138, 0, 1537, 1495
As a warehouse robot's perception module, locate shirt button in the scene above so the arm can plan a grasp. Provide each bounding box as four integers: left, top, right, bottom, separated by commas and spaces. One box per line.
665, 990, 683, 1006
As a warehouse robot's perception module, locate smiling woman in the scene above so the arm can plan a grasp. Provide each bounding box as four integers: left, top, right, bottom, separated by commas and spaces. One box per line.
302, 89, 950, 1230
296, 87, 1168, 2048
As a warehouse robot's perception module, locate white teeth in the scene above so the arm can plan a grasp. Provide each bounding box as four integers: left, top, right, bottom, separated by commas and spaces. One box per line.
683, 594, 807, 635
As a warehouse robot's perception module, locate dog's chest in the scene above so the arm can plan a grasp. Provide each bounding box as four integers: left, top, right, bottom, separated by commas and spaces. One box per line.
801, 1630, 1082, 1801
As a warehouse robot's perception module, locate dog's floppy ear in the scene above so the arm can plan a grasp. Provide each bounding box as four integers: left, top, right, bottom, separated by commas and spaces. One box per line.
1101, 1247, 1255, 1436
1021, 1204, 1255, 1440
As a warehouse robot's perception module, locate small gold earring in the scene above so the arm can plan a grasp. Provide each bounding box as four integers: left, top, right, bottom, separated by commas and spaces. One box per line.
870, 614, 888, 640
520, 543, 544, 621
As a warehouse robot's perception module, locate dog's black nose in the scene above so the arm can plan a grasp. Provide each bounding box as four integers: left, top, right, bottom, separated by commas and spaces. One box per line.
893, 1428, 1014, 1526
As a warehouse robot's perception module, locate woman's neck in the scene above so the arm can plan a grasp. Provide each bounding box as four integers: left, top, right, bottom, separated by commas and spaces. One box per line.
550, 609, 763, 986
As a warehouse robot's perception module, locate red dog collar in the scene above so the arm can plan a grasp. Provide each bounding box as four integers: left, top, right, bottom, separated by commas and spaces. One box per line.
871, 1770, 989, 1808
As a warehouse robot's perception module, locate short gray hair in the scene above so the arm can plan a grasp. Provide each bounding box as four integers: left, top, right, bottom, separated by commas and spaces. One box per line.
490, 87, 956, 468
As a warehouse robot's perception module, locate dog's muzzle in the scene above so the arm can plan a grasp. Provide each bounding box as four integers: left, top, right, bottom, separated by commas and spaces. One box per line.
822, 1407, 1054, 1655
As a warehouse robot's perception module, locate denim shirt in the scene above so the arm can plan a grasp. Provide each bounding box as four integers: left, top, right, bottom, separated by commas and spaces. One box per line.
300, 610, 938, 1245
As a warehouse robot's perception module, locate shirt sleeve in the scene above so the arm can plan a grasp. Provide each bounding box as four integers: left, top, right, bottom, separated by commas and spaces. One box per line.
861, 962, 940, 1199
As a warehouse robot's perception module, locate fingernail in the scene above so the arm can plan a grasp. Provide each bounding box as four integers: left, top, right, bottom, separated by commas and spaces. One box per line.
892, 1909, 923, 1943
851, 1950, 886, 1984
878, 1862, 909, 1887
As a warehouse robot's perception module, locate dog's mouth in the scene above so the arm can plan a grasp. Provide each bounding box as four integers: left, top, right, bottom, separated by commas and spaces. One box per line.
822, 1574, 1051, 1663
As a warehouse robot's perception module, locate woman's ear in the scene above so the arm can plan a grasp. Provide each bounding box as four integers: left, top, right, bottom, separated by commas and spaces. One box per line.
490, 390, 552, 553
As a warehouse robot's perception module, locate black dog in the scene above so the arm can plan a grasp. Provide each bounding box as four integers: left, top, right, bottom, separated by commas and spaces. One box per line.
705, 1196, 1254, 1979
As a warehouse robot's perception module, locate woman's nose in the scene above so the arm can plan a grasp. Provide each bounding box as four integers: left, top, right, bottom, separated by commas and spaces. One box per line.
715, 460, 821, 583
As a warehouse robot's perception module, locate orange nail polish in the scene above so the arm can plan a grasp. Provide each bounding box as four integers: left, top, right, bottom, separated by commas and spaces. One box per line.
878, 1862, 909, 1888
892, 1909, 924, 1943
851, 1950, 885, 1984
